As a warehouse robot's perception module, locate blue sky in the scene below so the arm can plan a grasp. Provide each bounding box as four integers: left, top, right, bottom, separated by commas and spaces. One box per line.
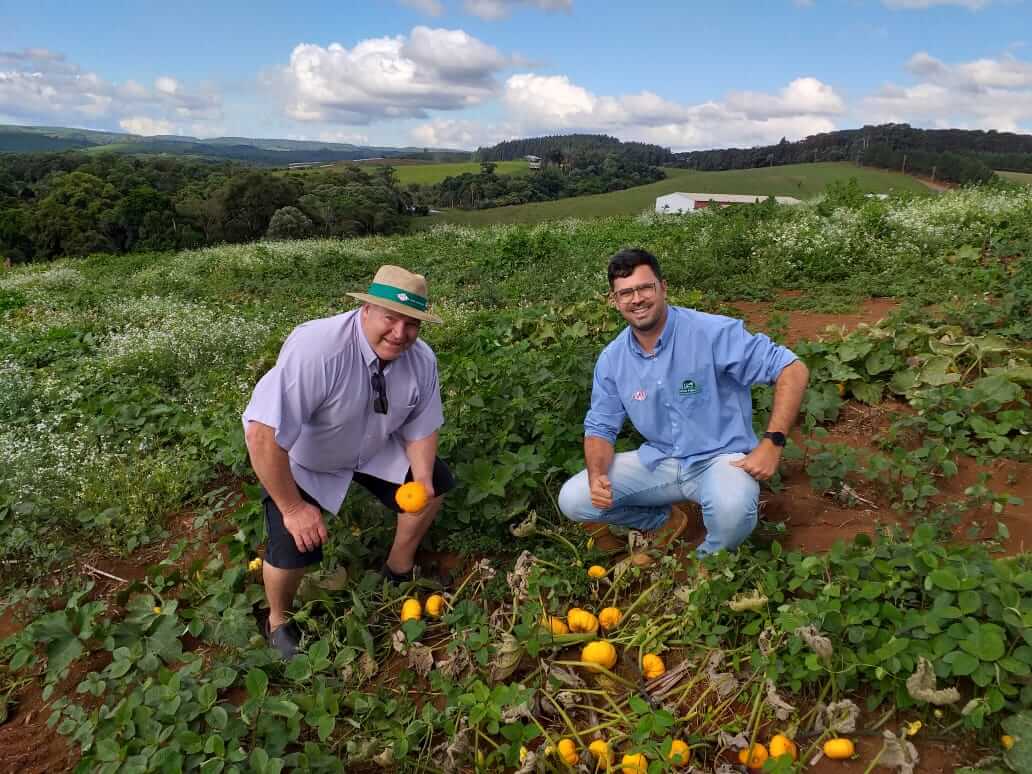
2, 0, 1030, 150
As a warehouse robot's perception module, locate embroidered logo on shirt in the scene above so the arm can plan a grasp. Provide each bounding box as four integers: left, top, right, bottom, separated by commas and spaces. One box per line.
397, 292, 409, 301
632, 389, 647, 401
679, 379, 699, 396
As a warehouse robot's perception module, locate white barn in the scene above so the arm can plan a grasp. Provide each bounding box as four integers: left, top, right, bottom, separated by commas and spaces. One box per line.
655, 192, 802, 214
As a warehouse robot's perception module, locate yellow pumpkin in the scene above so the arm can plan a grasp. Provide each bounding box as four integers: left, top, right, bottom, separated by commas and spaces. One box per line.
588, 739, 611, 765
424, 594, 445, 618
557, 738, 579, 766
567, 607, 600, 634
599, 607, 622, 631
668, 739, 690, 766
400, 598, 422, 622
641, 653, 666, 680
543, 615, 570, 635
823, 738, 855, 760
587, 565, 607, 579
581, 640, 618, 670
620, 752, 647, 774
769, 734, 797, 761
738, 743, 768, 770
1002, 734, 1015, 750
395, 481, 429, 512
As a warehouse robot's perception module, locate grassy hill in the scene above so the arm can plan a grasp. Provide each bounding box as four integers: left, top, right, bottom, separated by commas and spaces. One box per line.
427, 162, 930, 226
999, 170, 1032, 185
351, 159, 530, 184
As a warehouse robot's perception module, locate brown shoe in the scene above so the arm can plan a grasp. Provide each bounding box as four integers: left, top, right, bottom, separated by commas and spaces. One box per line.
580, 522, 625, 553
628, 507, 690, 567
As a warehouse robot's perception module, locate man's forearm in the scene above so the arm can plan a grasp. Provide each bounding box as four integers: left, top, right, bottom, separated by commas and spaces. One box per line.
584, 435, 615, 480
245, 421, 304, 512
767, 360, 810, 433
405, 431, 438, 485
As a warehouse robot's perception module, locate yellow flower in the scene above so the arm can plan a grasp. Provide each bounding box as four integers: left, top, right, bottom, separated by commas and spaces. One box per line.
586, 536, 595, 551
587, 565, 607, 579
904, 720, 922, 737
248, 557, 262, 571
152, 606, 162, 615
519, 746, 528, 763
1002, 735, 1015, 750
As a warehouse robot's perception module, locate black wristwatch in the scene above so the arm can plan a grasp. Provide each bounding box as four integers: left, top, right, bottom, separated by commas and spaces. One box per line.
763, 431, 787, 447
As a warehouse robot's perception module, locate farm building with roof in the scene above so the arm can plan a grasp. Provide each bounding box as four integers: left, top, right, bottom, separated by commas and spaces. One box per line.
655, 192, 802, 214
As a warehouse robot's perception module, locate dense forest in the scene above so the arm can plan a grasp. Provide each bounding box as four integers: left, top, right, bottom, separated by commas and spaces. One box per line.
672, 123, 1032, 183
475, 134, 675, 166
412, 153, 665, 210
0, 154, 413, 263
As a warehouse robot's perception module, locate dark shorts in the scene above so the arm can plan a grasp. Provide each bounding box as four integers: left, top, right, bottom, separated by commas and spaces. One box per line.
262, 457, 456, 569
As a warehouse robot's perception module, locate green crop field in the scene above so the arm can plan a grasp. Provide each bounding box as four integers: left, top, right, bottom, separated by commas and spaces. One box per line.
426, 162, 931, 226
999, 170, 1032, 185
351, 159, 530, 184
2, 185, 1032, 772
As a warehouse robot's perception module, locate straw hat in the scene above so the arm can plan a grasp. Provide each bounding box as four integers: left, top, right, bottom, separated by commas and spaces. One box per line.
347, 265, 442, 323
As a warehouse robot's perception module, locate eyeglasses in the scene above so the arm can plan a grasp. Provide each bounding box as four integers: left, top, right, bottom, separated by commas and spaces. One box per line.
612, 281, 658, 304
371, 367, 388, 414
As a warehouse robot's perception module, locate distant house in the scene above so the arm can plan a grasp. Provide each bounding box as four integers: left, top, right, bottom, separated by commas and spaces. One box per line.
524, 154, 541, 170
655, 192, 802, 214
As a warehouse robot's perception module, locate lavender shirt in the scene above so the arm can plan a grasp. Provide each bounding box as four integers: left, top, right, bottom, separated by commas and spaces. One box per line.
242, 310, 444, 514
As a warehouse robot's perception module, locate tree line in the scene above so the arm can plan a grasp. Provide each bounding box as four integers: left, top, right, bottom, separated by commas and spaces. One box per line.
410, 152, 665, 210
671, 123, 1032, 184
0, 154, 414, 263
475, 134, 674, 167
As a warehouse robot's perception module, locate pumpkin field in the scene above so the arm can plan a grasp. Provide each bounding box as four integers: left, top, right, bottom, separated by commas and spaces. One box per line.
2, 180, 1032, 773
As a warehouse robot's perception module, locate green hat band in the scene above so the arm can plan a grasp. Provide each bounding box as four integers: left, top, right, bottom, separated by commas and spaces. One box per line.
367, 282, 428, 312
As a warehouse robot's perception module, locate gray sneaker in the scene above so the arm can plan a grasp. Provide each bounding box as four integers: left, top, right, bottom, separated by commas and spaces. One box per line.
266, 620, 301, 660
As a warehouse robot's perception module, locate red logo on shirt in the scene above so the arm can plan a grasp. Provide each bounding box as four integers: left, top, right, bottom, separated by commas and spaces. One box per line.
632, 390, 647, 401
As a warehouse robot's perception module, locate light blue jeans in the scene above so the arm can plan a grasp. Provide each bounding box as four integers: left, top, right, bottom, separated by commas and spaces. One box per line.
558, 451, 759, 556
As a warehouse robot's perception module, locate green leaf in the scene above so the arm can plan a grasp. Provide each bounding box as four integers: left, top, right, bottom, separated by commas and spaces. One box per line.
245, 668, 268, 699
957, 591, 982, 615
918, 356, 961, 387
864, 347, 896, 376
851, 381, 884, 405
947, 651, 979, 677
960, 624, 1007, 662
929, 569, 961, 591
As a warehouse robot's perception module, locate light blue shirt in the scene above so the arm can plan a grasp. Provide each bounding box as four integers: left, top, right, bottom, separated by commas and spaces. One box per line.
584, 306, 798, 471
243, 310, 444, 513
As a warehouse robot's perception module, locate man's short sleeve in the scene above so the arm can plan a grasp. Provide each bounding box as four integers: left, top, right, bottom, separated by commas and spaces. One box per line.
242, 330, 330, 451
714, 318, 798, 387
584, 350, 626, 443
400, 361, 444, 441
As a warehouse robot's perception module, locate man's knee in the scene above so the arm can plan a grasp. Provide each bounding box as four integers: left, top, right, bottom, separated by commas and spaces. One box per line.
558, 472, 592, 522
702, 472, 758, 543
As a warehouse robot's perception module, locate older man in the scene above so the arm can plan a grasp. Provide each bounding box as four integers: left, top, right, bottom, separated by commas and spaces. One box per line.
559, 248, 809, 563
243, 265, 452, 658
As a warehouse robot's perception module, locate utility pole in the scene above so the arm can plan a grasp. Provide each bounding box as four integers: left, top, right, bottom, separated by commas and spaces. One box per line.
902, 154, 907, 175
931, 165, 936, 182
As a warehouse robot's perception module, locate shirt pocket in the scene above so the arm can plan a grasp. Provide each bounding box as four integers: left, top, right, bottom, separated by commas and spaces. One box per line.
406, 388, 421, 408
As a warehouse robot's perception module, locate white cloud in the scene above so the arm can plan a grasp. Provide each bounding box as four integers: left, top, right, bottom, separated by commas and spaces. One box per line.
410, 117, 513, 148
119, 116, 174, 135
463, 0, 572, 20
499, 72, 843, 150
0, 48, 222, 133
862, 51, 1032, 131
726, 77, 845, 119
400, 0, 445, 15
275, 27, 512, 124
317, 129, 372, 145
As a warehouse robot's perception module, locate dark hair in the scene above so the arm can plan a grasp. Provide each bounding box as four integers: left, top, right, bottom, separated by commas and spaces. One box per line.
607, 248, 663, 288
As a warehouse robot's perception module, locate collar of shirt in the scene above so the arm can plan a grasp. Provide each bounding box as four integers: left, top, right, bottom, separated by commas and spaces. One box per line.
354, 314, 394, 375
627, 305, 679, 359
